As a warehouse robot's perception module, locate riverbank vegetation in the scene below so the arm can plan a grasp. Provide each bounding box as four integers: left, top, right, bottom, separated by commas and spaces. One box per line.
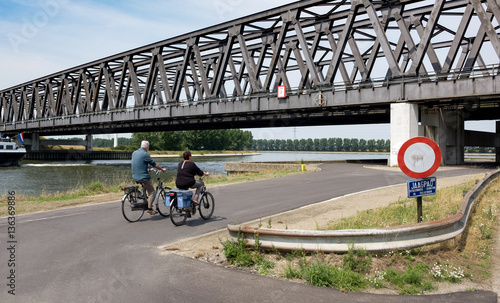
252, 138, 390, 152
221, 177, 500, 294
0, 169, 305, 217
133, 130, 253, 151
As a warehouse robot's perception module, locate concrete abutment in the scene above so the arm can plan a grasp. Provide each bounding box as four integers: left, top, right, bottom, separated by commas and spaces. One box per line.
389, 103, 499, 166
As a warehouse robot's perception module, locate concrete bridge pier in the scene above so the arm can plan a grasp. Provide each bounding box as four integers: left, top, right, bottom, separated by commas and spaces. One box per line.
420, 108, 464, 165
389, 103, 420, 167
85, 134, 93, 151
389, 103, 465, 167
26, 133, 41, 151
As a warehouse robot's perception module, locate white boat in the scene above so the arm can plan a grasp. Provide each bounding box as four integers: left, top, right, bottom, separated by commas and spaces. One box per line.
0, 138, 27, 166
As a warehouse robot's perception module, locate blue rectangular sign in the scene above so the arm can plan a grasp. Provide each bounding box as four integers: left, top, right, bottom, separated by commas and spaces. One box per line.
407, 177, 437, 198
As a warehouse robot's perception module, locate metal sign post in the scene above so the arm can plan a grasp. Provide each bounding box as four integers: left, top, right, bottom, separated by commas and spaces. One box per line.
407, 177, 437, 222
398, 137, 441, 223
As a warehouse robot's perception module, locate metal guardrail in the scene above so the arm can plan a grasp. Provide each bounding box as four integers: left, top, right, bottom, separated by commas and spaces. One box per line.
227, 169, 500, 252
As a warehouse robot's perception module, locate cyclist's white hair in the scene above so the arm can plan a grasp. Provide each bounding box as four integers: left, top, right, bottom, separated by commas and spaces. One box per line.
141, 141, 149, 149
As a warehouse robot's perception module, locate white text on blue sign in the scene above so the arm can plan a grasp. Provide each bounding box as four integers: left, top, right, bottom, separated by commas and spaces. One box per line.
407, 177, 437, 198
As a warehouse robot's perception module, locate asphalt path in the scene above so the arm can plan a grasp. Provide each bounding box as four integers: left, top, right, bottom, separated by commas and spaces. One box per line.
0, 162, 497, 303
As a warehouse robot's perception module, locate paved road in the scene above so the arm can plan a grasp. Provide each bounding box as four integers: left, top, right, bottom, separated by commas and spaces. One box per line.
0, 162, 497, 302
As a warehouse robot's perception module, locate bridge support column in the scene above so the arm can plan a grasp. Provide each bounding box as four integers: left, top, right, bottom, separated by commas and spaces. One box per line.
85, 134, 93, 151
25, 133, 41, 151
389, 103, 420, 167
420, 108, 464, 165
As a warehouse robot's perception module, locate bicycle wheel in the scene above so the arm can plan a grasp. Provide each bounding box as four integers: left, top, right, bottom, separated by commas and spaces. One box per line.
156, 187, 170, 217
170, 199, 187, 226
122, 193, 145, 222
199, 191, 215, 220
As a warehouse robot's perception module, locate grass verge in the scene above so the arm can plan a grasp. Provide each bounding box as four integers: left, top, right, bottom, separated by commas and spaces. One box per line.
0, 170, 305, 217
220, 176, 500, 294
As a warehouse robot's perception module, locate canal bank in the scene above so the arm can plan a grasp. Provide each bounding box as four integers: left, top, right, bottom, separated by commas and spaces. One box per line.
24, 150, 259, 161
25, 150, 132, 161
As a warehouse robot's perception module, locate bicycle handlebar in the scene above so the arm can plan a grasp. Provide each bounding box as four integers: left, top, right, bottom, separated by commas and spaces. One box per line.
149, 168, 163, 175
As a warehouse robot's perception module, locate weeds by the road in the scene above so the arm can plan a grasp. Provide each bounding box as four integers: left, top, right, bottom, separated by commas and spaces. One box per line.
326, 180, 474, 229
220, 177, 500, 294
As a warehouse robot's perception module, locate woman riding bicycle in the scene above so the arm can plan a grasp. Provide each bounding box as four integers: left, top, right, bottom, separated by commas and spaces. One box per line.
176, 151, 209, 204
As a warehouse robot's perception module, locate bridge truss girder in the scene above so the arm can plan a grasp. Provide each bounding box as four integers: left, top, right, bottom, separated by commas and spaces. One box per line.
2, 0, 500, 133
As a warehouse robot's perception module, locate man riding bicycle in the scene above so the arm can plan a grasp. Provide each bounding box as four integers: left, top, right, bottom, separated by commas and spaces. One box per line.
131, 140, 166, 215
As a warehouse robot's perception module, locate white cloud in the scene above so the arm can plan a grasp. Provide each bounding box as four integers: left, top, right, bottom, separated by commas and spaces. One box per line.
1, 0, 261, 89
0, 0, 294, 89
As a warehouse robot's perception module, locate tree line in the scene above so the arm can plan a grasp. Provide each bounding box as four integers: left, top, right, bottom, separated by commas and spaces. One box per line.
131, 129, 253, 151
251, 138, 390, 152
92, 137, 133, 148
92, 131, 392, 152
86, 131, 493, 154
464, 146, 495, 153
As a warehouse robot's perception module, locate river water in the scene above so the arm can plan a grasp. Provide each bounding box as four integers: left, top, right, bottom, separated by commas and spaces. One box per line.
2, 152, 387, 196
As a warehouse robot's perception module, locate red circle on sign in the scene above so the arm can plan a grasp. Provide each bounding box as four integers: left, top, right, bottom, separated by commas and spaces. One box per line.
397, 137, 441, 178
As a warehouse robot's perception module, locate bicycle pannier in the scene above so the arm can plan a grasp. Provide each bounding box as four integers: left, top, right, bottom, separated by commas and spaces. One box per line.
168, 189, 193, 208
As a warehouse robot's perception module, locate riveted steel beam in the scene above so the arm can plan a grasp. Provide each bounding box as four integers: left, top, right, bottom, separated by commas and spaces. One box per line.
408, 0, 445, 75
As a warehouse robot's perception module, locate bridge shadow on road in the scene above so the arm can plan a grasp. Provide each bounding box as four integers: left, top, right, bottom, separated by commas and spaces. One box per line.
183, 215, 227, 227
143, 214, 227, 227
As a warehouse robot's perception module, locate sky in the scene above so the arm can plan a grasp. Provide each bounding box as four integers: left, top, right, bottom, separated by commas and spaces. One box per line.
0, 0, 496, 140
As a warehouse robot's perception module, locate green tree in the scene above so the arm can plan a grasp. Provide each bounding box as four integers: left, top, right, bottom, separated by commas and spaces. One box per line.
367, 139, 376, 152
298, 139, 306, 151
319, 138, 328, 151
268, 139, 276, 151
132, 132, 162, 150
358, 139, 367, 152
133, 129, 253, 151
327, 138, 335, 151
351, 138, 359, 152
92, 138, 113, 148
384, 139, 391, 152
305, 138, 314, 151
159, 131, 184, 150
376, 139, 385, 152
335, 138, 343, 151
259, 139, 269, 151
343, 138, 351, 152
279, 139, 287, 151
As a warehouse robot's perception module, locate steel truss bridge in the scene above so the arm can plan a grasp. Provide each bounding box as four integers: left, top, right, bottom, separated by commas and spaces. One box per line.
2, 0, 500, 136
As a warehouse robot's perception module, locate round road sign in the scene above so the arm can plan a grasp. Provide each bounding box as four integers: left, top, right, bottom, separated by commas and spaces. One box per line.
397, 136, 441, 178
